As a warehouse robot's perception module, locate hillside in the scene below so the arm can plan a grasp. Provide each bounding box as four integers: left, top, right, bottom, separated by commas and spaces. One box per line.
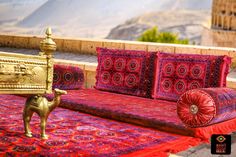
107, 10, 211, 44
0, 0, 212, 40
0, 0, 46, 23
18, 0, 211, 27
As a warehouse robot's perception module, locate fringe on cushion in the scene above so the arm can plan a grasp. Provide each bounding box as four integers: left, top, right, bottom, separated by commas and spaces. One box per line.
121, 137, 202, 157
192, 117, 236, 141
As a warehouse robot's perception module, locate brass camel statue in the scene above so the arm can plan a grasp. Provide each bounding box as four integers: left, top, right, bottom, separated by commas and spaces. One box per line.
23, 89, 67, 139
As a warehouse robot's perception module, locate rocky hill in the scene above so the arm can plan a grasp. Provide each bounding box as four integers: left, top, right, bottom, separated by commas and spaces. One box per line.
107, 10, 211, 44
0, 0, 212, 40
0, 0, 46, 23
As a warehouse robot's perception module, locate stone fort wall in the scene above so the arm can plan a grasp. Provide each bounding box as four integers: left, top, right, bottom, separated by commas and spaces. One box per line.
201, 0, 236, 47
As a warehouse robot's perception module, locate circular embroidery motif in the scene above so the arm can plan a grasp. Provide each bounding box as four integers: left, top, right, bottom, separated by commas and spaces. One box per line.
163, 63, 175, 76
46, 140, 67, 147
53, 72, 60, 83
174, 80, 186, 94
96, 130, 116, 137
190, 65, 203, 79
54, 129, 74, 135
45, 124, 56, 130
188, 81, 201, 90
114, 58, 126, 71
73, 135, 94, 142
60, 122, 79, 127
112, 72, 124, 86
102, 57, 113, 70
64, 72, 73, 82
76, 126, 97, 131
13, 145, 36, 152
161, 78, 173, 92
125, 74, 139, 88
0, 136, 18, 144
100, 71, 111, 84
176, 64, 188, 78
0, 121, 16, 126
127, 59, 140, 72
9, 126, 24, 132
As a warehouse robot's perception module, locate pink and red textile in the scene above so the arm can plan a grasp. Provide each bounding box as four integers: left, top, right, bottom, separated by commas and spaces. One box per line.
48, 89, 236, 140
152, 52, 231, 101
95, 48, 156, 98
48, 49, 235, 141
178, 87, 236, 127
95, 48, 231, 101
1, 48, 236, 156
0, 95, 201, 156
53, 64, 84, 90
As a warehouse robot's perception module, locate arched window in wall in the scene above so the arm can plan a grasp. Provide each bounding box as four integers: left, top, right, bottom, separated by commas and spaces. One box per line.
218, 16, 222, 28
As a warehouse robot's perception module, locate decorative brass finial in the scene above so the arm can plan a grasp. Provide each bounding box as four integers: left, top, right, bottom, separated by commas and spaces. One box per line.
40, 27, 56, 56
46, 27, 52, 37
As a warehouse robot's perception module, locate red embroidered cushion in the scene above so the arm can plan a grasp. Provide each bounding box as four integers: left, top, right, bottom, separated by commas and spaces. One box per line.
177, 88, 236, 128
95, 48, 156, 98
153, 52, 231, 101
53, 64, 84, 90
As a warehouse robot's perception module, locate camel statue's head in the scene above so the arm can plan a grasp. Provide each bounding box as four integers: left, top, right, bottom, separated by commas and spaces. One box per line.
54, 88, 67, 95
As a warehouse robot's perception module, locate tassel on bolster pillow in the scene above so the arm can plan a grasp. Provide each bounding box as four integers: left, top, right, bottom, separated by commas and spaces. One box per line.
177, 88, 236, 128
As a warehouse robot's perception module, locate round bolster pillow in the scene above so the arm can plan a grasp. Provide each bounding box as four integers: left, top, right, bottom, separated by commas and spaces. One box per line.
177, 88, 236, 128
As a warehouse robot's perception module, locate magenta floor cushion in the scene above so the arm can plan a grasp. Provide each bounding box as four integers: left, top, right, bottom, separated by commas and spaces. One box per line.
95, 47, 156, 98
53, 89, 236, 140
53, 89, 191, 136
178, 87, 236, 127
153, 52, 231, 101
53, 64, 84, 90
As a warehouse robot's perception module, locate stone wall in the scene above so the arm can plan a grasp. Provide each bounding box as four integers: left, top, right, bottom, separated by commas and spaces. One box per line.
1, 34, 236, 56
0, 34, 236, 89
201, 26, 236, 48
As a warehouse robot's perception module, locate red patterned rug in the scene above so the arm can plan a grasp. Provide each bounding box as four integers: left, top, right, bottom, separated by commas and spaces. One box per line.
0, 95, 202, 156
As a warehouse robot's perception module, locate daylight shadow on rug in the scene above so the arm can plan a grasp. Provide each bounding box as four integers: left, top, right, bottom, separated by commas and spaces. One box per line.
0, 95, 202, 157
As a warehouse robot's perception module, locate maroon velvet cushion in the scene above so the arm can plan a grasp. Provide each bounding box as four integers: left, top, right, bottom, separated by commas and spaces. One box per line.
46, 88, 236, 140
177, 88, 236, 128
53, 64, 84, 90
95, 48, 156, 98
153, 52, 231, 101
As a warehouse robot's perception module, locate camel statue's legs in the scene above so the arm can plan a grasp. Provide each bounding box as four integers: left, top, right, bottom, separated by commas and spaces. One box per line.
23, 107, 34, 138
40, 116, 48, 139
